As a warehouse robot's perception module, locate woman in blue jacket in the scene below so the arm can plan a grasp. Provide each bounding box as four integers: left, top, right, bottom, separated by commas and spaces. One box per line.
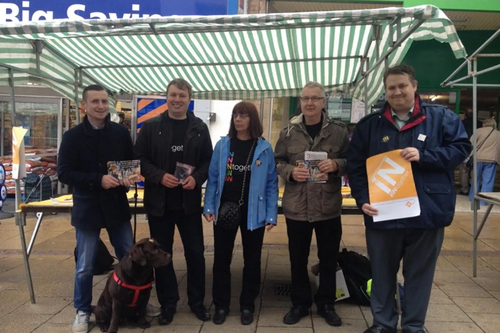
203, 101, 278, 326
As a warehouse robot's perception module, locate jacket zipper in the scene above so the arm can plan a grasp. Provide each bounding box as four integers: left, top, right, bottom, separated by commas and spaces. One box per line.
250, 148, 255, 231
216, 138, 224, 224
297, 122, 328, 221
249, 141, 263, 231
160, 117, 173, 211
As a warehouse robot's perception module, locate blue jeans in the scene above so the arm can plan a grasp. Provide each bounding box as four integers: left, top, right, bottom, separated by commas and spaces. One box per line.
469, 162, 497, 205
74, 222, 133, 313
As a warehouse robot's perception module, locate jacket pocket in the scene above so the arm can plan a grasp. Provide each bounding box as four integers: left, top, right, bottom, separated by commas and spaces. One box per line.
423, 183, 454, 222
257, 194, 266, 224
287, 145, 308, 164
320, 145, 340, 159
282, 183, 306, 215
320, 183, 340, 214
423, 183, 451, 195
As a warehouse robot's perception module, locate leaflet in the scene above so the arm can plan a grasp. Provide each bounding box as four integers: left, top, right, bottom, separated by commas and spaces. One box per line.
366, 150, 420, 222
296, 151, 328, 183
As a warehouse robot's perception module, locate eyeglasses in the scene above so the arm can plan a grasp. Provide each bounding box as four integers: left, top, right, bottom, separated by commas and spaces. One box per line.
300, 96, 324, 102
233, 113, 249, 119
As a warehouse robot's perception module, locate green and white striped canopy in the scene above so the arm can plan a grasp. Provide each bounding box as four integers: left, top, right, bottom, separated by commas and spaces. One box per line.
0, 5, 465, 106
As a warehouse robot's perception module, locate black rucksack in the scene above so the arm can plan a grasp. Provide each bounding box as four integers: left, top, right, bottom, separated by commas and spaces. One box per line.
74, 238, 116, 275
337, 248, 372, 306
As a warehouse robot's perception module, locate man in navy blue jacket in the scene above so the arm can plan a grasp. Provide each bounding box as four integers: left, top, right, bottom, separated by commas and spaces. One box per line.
58, 85, 134, 333
347, 65, 470, 333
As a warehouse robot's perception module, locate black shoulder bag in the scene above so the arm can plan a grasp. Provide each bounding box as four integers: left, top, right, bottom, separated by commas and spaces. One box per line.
466, 128, 494, 169
217, 140, 256, 230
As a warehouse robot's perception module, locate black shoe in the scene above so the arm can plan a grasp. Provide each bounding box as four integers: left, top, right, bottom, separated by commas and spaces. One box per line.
317, 304, 341, 326
240, 309, 253, 325
364, 325, 395, 333
283, 306, 309, 325
190, 303, 211, 321
212, 309, 227, 325
158, 307, 176, 325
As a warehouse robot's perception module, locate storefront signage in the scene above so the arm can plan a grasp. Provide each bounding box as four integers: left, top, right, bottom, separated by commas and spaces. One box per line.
0, 0, 238, 23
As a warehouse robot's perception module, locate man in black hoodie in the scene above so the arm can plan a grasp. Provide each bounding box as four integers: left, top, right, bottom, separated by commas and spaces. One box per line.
134, 78, 213, 325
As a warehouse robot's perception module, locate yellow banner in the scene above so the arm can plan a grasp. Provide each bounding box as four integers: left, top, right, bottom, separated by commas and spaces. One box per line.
12, 127, 28, 180
366, 150, 420, 222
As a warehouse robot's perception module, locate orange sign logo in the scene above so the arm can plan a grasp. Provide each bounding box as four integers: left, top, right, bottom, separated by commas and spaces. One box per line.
367, 150, 417, 204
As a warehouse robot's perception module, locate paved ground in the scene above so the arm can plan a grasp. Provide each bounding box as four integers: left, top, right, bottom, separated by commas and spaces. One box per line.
1, 194, 500, 333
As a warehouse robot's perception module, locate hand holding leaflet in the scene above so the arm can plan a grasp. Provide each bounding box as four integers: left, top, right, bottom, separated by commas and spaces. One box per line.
296, 151, 328, 183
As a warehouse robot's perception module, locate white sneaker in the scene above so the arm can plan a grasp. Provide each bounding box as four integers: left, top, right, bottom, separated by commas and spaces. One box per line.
146, 303, 161, 317
72, 310, 90, 333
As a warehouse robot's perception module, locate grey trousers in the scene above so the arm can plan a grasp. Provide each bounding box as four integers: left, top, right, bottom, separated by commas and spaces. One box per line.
366, 227, 445, 333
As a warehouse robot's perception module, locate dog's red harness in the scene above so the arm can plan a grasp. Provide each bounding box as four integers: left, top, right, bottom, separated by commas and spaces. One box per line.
113, 271, 154, 307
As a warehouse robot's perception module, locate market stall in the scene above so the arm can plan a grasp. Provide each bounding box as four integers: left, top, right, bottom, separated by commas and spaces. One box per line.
441, 28, 500, 277
0, 5, 467, 303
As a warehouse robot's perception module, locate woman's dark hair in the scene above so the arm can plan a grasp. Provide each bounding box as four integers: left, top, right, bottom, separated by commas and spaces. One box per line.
228, 101, 263, 139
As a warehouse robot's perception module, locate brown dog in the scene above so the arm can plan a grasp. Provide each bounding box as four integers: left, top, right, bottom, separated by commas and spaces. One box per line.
94, 238, 171, 333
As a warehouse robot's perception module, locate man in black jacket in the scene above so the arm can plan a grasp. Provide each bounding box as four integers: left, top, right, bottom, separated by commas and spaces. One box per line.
134, 78, 213, 325
58, 85, 134, 333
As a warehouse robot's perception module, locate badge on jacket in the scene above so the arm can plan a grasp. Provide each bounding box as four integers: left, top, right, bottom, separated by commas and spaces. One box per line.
256, 160, 262, 166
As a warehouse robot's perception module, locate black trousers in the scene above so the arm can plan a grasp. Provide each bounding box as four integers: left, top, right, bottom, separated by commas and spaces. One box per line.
286, 216, 342, 309
148, 210, 206, 309
212, 209, 265, 313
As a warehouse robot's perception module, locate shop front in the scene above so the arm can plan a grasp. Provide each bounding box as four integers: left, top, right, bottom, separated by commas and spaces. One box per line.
0, 86, 64, 195
0, 0, 243, 198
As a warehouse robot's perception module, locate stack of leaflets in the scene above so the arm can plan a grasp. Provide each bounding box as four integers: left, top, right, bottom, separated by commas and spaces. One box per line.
296, 151, 328, 183
107, 160, 141, 183
174, 162, 196, 183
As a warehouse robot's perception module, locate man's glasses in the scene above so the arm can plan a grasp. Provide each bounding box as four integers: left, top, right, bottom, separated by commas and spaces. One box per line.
300, 96, 324, 103
233, 113, 249, 119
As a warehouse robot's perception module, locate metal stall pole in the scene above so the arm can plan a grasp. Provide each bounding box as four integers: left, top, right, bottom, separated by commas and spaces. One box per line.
74, 69, 80, 124
65, 99, 70, 131
363, 59, 369, 114
57, 98, 63, 195
268, 98, 274, 141
260, 98, 265, 122
472, 57, 479, 277
131, 95, 137, 143
9, 68, 36, 303
1, 100, 4, 157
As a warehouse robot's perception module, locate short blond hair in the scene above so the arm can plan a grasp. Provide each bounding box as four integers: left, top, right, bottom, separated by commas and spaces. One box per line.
167, 78, 192, 99
483, 118, 497, 130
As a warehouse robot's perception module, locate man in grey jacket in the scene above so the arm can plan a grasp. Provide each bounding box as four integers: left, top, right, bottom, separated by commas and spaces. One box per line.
274, 81, 349, 327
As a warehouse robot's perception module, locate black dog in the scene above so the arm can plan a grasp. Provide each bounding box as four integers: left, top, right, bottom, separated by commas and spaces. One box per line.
93, 238, 171, 333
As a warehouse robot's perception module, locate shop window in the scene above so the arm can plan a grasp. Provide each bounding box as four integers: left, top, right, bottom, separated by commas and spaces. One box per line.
0, 99, 59, 156
417, 91, 458, 113
268, 97, 289, 148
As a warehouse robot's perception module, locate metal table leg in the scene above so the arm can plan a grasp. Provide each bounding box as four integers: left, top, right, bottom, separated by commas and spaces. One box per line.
16, 211, 36, 304
27, 212, 45, 256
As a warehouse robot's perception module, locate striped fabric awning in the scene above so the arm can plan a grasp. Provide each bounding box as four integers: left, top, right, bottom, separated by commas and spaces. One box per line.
0, 5, 465, 107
